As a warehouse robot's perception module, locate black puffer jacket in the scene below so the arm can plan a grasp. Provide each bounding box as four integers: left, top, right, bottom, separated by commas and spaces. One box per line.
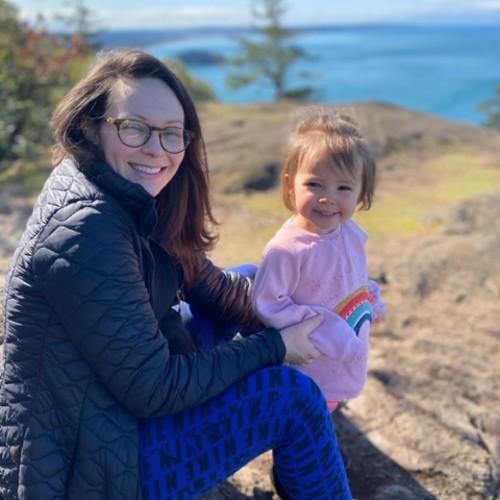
0, 159, 285, 499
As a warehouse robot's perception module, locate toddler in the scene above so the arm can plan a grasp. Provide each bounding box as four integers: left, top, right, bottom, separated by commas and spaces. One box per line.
253, 107, 386, 411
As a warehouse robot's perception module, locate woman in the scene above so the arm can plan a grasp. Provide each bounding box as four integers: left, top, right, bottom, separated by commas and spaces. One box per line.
0, 49, 351, 499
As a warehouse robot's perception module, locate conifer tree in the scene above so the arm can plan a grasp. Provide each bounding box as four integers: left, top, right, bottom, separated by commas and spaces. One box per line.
56, 0, 102, 50
227, 0, 312, 101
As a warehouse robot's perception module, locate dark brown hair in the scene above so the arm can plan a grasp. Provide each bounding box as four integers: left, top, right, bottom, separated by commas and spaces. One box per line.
282, 106, 376, 212
51, 48, 217, 287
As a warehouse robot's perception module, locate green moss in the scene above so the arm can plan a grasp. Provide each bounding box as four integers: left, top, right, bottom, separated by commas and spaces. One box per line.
427, 153, 500, 201
355, 152, 500, 245
232, 191, 287, 215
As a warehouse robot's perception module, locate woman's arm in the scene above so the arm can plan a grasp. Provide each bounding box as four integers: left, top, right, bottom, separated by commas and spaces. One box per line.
184, 256, 262, 329
32, 202, 285, 417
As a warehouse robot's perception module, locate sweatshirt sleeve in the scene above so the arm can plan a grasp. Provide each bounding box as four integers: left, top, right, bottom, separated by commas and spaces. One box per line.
368, 278, 387, 321
32, 201, 285, 417
253, 247, 363, 363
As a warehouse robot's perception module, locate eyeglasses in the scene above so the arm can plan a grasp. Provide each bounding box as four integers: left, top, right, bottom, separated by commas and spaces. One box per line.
104, 116, 194, 154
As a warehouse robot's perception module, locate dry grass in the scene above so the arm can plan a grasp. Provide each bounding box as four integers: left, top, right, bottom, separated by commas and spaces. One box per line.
210, 150, 500, 266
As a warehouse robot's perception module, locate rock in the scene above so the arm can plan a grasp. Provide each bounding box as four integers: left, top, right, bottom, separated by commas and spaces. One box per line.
222, 163, 280, 194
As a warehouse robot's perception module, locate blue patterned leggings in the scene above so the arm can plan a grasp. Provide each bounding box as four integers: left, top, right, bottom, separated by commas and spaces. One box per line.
139, 365, 351, 499
139, 264, 351, 498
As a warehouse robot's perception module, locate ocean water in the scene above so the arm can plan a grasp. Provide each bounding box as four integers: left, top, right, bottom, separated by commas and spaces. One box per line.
147, 25, 500, 125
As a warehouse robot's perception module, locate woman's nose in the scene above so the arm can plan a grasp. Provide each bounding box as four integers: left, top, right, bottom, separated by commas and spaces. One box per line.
141, 131, 164, 155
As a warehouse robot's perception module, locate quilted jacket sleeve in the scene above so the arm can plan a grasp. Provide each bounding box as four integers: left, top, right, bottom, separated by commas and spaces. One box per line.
184, 257, 262, 330
31, 201, 285, 417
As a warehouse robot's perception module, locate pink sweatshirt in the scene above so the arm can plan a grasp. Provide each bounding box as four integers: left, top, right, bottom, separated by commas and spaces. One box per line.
253, 218, 382, 403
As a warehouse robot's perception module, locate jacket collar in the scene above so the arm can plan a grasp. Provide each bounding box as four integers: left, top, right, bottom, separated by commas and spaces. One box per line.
79, 159, 158, 238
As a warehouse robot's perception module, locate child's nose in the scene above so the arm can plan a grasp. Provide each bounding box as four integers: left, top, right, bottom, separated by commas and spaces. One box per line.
319, 194, 334, 204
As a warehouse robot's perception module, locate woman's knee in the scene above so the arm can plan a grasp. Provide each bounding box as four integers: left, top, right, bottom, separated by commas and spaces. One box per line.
256, 366, 328, 413
268, 365, 321, 391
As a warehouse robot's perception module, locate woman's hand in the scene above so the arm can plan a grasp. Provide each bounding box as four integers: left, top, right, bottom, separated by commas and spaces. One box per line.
279, 314, 323, 365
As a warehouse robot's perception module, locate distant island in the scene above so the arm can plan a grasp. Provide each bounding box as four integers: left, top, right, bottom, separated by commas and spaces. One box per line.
96, 24, 441, 49
97, 27, 246, 49
96, 25, 499, 125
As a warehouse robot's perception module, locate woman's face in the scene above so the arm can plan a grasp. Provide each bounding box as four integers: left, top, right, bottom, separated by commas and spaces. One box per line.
98, 77, 186, 197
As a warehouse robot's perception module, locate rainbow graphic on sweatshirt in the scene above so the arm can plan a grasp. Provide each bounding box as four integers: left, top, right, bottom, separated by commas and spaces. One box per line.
334, 286, 373, 335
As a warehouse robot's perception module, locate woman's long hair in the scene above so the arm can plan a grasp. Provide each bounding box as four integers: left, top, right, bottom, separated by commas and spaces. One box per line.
51, 48, 218, 287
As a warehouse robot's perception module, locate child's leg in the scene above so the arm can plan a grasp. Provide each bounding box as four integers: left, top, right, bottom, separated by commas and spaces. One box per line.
327, 400, 341, 412
179, 263, 259, 349
139, 366, 351, 500
227, 263, 258, 278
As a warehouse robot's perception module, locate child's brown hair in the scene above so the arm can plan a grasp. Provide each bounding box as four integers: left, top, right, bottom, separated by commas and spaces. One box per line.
282, 106, 376, 211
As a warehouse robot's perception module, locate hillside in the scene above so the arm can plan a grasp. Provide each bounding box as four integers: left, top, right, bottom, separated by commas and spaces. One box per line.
1, 102, 499, 499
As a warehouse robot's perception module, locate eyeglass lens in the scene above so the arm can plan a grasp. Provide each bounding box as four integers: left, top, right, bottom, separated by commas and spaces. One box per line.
117, 120, 190, 153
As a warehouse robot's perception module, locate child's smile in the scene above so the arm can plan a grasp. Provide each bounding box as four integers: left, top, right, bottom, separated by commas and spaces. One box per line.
288, 150, 362, 234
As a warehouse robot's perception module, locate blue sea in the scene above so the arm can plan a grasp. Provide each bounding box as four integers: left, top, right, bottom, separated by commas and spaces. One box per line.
142, 25, 500, 125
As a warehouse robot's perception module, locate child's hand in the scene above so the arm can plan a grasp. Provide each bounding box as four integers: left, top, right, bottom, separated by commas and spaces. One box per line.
279, 314, 323, 365
368, 279, 387, 321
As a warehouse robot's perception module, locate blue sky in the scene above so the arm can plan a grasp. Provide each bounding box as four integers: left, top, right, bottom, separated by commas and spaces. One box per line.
11, 0, 500, 28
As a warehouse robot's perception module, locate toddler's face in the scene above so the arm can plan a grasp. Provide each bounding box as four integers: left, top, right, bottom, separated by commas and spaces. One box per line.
288, 151, 362, 234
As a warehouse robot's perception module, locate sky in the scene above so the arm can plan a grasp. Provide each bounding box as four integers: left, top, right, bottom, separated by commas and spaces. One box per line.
11, 0, 500, 29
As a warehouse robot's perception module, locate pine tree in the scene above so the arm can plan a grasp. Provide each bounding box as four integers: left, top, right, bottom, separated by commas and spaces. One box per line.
227, 0, 312, 101
55, 0, 102, 50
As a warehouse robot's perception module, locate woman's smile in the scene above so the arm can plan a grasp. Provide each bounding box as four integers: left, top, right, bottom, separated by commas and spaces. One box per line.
99, 77, 186, 197
129, 162, 168, 176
